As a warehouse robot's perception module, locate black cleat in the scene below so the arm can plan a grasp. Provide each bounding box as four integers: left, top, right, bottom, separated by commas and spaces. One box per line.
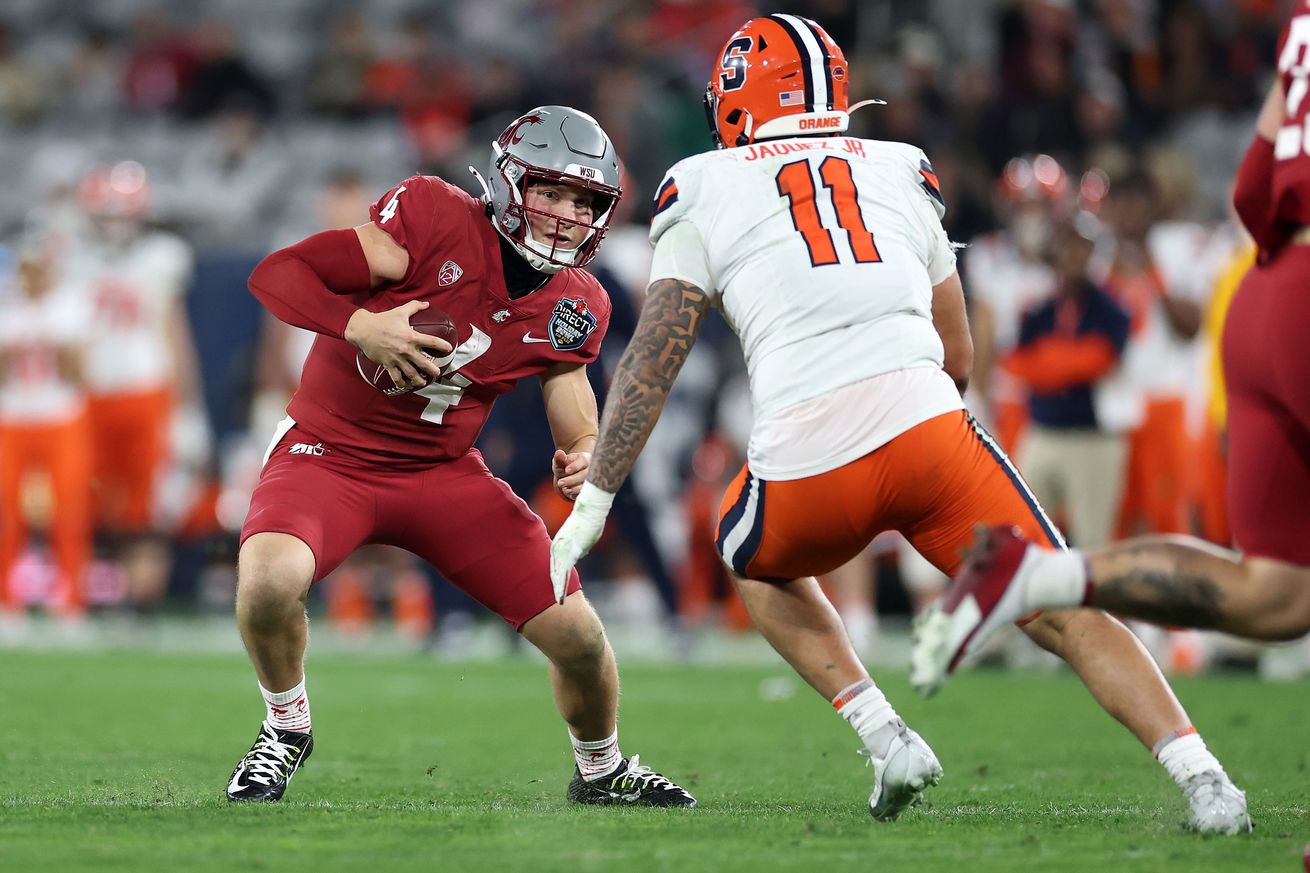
567, 754, 696, 808
226, 720, 314, 802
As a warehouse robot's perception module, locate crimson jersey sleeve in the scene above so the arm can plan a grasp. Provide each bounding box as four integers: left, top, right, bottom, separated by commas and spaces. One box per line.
1234, 136, 1279, 253
567, 275, 611, 366
1248, 8, 1310, 255
369, 175, 482, 284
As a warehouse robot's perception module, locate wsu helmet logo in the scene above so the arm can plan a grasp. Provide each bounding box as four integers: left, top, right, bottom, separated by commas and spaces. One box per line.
498, 113, 544, 148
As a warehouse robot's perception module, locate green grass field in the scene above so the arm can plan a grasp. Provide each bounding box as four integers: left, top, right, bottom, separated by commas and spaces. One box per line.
1, 649, 1305, 873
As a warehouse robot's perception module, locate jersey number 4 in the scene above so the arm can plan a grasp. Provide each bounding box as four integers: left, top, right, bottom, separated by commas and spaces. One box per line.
776, 157, 881, 266
416, 325, 491, 424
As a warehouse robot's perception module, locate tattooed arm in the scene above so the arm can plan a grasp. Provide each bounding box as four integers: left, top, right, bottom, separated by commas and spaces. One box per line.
548, 278, 712, 602
589, 278, 713, 492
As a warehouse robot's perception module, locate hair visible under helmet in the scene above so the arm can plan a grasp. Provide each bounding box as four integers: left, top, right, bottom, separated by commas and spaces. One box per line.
472, 106, 621, 274
704, 15, 878, 149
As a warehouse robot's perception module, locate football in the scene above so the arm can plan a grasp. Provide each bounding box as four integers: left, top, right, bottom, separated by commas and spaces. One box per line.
355, 315, 458, 396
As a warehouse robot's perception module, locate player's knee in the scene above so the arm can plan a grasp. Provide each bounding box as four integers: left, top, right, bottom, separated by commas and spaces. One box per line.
545, 615, 610, 672
237, 535, 314, 612
1243, 563, 1310, 641
555, 621, 610, 672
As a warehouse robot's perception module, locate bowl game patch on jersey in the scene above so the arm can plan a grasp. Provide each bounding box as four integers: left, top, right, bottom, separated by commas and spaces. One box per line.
548, 297, 597, 350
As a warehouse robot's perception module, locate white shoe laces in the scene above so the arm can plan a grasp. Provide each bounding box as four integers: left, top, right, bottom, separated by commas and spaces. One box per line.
237, 724, 303, 786
611, 755, 682, 794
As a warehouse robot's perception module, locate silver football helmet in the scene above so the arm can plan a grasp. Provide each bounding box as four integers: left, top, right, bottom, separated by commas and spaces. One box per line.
471, 106, 621, 273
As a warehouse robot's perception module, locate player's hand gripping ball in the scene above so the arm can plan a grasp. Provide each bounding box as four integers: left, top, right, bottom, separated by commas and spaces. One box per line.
355, 314, 457, 396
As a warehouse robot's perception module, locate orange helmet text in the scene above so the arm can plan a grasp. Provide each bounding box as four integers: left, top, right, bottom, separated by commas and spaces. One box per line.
704, 15, 851, 149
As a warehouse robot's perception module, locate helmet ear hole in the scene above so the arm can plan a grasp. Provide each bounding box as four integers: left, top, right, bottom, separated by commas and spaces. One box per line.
725, 108, 743, 125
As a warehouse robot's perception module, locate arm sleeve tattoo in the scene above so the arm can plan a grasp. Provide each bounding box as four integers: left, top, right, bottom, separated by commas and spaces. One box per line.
589, 278, 711, 492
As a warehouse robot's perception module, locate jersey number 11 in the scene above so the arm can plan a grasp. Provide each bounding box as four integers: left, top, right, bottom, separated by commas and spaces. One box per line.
776, 157, 881, 267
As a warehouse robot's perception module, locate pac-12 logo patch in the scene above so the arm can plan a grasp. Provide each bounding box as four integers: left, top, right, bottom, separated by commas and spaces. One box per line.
438, 260, 463, 286
548, 297, 597, 351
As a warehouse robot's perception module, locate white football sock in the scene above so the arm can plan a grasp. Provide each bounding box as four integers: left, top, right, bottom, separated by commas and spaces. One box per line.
572, 728, 622, 781
1154, 728, 1225, 787
1024, 548, 1092, 612
833, 679, 898, 754
261, 678, 311, 733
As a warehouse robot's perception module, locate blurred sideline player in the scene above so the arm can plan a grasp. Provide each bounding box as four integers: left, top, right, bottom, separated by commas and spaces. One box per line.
963, 154, 1064, 452
227, 106, 693, 808
1095, 171, 1206, 539
0, 239, 92, 615
915, 2, 1310, 810
551, 14, 1249, 832
74, 162, 201, 611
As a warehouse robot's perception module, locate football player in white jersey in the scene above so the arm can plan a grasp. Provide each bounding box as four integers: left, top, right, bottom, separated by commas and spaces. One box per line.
550, 14, 1250, 832
72, 162, 203, 614
964, 154, 1066, 450
0, 238, 92, 615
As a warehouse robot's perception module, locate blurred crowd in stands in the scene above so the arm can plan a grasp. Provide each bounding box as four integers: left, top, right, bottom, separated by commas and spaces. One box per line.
0, 0, 1301, 672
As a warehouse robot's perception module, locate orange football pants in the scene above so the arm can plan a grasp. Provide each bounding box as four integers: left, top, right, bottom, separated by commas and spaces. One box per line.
716, 410, 1064, 582
1116, 397, 1189, 537
87, 387, 171, 532
0, 415, 93, 610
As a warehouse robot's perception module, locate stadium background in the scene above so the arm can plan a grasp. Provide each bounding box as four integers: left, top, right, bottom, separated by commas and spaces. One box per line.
0, 0, 1300, 675
4, 3, 1310, 872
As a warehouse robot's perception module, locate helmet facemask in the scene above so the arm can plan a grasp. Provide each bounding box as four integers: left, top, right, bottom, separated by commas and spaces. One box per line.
490, 144, 618, 273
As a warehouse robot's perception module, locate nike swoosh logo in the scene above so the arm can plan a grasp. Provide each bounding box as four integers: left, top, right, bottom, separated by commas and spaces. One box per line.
522, 333, 552, 344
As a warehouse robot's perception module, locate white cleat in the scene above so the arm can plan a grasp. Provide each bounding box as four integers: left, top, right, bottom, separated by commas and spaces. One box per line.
1182, 771, 1253, 835
862, 719, 944, 821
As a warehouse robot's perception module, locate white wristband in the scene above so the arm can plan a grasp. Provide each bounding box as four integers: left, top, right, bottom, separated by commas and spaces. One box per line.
574, 481, 616, 518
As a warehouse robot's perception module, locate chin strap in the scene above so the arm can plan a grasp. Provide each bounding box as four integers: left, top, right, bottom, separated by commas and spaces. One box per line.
848, 98, 888, 115
468, 165, 493, 202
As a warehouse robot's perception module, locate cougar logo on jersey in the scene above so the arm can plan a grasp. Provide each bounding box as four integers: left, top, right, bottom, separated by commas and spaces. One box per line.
548, 297, 597, 351
438, 260, 463, 287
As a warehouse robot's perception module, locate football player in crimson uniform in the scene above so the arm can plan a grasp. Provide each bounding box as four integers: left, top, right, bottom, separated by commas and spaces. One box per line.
226, 106, 694, 808
551, 15, 1248, 831
914, 0, 1310, 723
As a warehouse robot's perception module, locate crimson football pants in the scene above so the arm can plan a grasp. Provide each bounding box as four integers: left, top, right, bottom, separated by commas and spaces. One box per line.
1222, 244, 1310, 565
241, 424, 580, 628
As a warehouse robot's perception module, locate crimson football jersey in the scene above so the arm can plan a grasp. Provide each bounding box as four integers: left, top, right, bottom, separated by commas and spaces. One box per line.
286, 175, 611, 467
1272, 9, 1310, 221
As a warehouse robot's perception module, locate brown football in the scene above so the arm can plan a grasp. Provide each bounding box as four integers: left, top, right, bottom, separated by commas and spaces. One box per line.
355, 315, 458, 396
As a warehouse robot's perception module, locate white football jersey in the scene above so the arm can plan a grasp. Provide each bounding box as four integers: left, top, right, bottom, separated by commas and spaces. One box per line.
0, 286, 88, 424
962, 233, 1056, 408
1089, 221, 1212, 401
68, 231, 193, 396
649, 136, 962, 479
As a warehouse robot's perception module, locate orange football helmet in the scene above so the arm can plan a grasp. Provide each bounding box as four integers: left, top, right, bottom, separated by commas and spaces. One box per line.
704, 15, 852, 148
